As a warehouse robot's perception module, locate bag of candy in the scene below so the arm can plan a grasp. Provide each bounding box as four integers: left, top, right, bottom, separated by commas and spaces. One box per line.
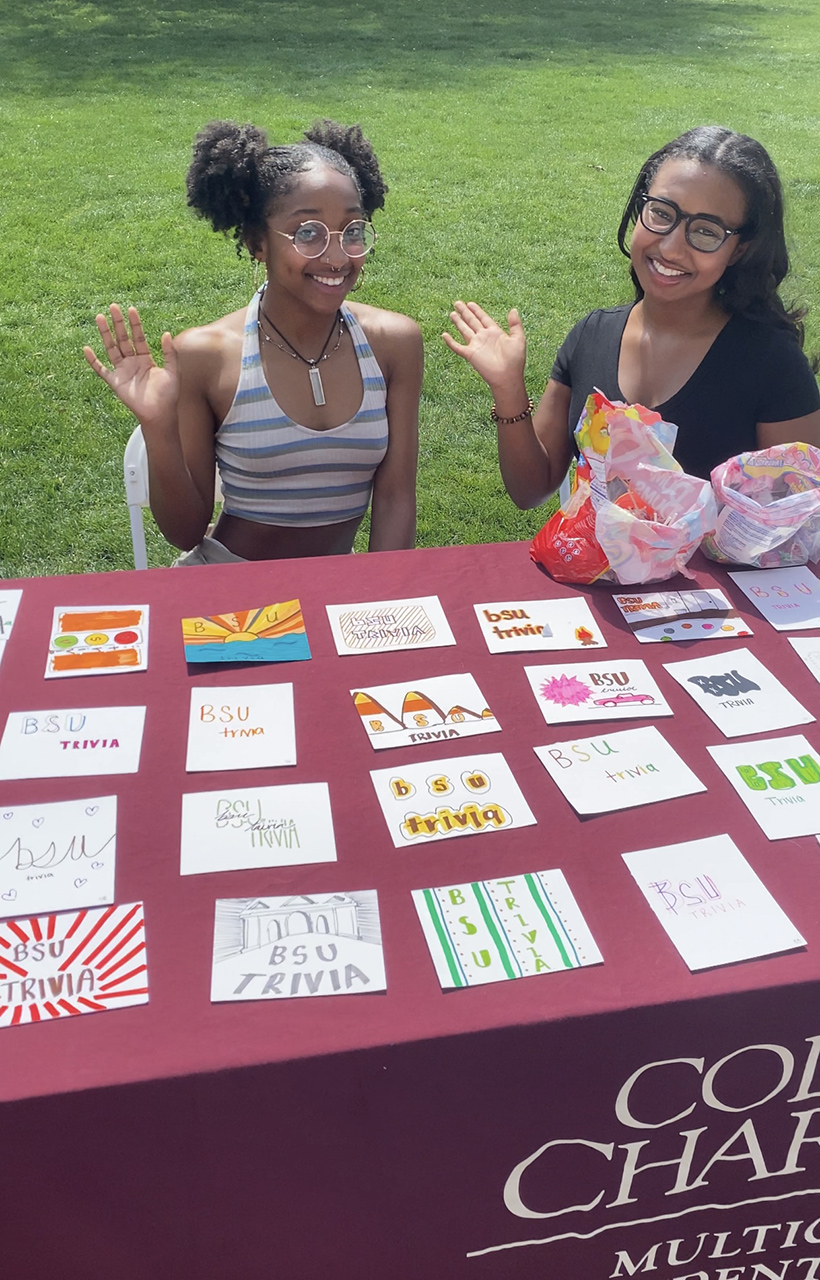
531, 391, 717, 585
704, 443, 820, 568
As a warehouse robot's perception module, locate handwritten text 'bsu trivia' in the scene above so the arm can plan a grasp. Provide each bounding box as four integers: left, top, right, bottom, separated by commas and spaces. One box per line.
737, 752, 820, 805
199, 703, 265, 740
545, 740, 659, 782
19, 714, 121, 751
389, 768, 511, 837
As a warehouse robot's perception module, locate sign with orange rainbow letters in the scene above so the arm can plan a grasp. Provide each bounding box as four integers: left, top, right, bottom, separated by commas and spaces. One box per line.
45, 605, 149, 678
351, 673, 500, 751
181, 600, 311, 664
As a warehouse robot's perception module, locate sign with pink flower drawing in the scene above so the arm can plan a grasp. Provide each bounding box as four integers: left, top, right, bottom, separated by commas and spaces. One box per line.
524, 660, 673, 726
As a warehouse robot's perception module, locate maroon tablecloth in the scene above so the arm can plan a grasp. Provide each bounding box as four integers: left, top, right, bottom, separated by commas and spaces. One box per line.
3, 543, 820, 1279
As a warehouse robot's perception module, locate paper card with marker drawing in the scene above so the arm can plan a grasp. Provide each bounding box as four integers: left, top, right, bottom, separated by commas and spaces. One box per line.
326, 595, 455, 655
181, 600, 311, 664
473, 597, 606, 654
664, 648, 814, 738
611, 588, 752, 643
412, 869, 602, 989
351, 673, 500, 751
525, 659, 672, 726
623, 834, 805, 970
0, 795, 116, 918
707, 735, 820, 840
370, 751, 536, 849
186, 684, 295, 772
0, 706, 146, 780
0, 589, 22, 669
180, 782, 337, 875
534, 725, 706, 815
45, 606, 149, 678
0, 902, 148, 1028
211, 890, 385, 1002
728, 567, 820, 631
788, 636, 820, 685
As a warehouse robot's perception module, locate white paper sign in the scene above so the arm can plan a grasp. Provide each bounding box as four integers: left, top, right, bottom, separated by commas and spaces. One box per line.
788, 636, 820, 685
612, 588, 752, 643
186, 684, 295, 772
623, 833, 805, 970
0, 706, 146, 779
525, 659, 672, 725
413, 869, 602, 988
728, 567, 820, 630
0, 902, 148, 1027
351, 672, 500, 751
534, 725, 706, 815
0, 589, 22, 670
180, 783, 337, 875
0, 796, 116, 917
473, 597, 606, 654
370, 751, 536, 849
211, 890, 386, 1001
663, 648, 814, 738
45, 605, 149, 678
325, 595, 455, 655
708, 735, 820, 840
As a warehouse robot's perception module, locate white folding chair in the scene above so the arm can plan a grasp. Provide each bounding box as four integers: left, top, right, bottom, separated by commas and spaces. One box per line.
124, 426, 223, 569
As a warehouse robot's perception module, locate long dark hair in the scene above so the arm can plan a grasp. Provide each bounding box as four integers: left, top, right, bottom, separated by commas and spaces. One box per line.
617, 126, 806, 342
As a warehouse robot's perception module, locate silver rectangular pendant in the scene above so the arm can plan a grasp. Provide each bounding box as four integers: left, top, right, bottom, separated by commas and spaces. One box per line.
309, 365, 326, 406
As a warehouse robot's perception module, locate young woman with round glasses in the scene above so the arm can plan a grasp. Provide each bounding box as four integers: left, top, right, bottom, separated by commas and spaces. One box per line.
84, 120, 422, 564
444, 126, 820, 505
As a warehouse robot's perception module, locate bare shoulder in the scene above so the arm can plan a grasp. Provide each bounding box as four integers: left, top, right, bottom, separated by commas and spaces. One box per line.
347, 301, 422, 355
173, 307, 246, 361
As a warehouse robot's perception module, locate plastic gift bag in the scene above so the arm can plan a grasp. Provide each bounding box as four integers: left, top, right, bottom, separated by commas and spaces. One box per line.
531, 391, 717, 585
704, 443, 820, 568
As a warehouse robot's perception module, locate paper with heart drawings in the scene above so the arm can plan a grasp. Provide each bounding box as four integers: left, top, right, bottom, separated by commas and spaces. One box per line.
45, 605, 149, 678
351, 672, 500, 751
623, 833, 805, 970
0, 902, 148, 1027
0, 796, 116, 917
663, 648, 814, 738
180, 782, 337, 875
0, 589, 23, 670
534, 725, 706, 815
370, 752, 536, 848
413, 869, 602, 989
325, 595, 455, 655
473, 597, 606, 653
525, 659, 672, 725
611, 588, 751, 643
211, 891, 385, 1001
707, 734, 820, 840
186, 684, 296, 772
0, 706, 146, 779
728, 567, 820, 631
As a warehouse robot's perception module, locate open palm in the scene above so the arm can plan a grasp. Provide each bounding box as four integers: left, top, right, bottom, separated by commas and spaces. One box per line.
83, 304, 179, 425
442, 301, 527, 389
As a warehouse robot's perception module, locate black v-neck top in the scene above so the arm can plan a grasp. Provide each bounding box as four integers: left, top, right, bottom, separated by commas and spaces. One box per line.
551, 305, 820, 479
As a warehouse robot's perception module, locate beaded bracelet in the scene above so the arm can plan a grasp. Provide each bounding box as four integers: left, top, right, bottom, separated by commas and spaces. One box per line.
490, 397, 534, 425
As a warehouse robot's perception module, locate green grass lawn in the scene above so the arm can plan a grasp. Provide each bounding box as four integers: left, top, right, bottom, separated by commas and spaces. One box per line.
1, 0, 819, 576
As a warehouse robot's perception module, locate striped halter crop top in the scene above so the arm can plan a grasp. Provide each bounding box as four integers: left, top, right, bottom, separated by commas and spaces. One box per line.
215, 291, 389, 527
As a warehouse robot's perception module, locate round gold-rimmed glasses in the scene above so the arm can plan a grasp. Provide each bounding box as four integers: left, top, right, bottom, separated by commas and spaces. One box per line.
273, 219, 377, 259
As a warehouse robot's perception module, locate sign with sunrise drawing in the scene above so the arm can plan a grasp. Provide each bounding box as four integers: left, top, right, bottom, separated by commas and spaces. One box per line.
181, 600, 311, 664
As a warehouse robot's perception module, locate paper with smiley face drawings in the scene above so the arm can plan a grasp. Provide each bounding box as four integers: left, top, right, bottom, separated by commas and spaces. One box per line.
663, 648, 813, 738
524, 659, 672, 726
45, 606, 149, 677
611, 588, 751, 643
0, 796, 116, 918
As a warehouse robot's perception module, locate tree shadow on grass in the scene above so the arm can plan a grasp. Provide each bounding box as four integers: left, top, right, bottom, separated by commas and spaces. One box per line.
1, 0, 781, 95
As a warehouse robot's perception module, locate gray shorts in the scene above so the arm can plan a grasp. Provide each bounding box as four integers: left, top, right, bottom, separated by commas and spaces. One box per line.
173, 536, 247, 567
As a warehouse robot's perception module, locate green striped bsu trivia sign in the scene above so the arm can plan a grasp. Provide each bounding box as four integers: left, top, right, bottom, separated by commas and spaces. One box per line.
412, 870, 602, 989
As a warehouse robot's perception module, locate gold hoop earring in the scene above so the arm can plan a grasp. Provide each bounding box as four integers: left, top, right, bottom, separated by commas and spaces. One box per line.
351, 264, 365, 293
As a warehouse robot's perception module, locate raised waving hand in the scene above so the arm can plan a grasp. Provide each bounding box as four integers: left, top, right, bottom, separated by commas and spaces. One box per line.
441, 301, 527, 392
83, 304, 179, 428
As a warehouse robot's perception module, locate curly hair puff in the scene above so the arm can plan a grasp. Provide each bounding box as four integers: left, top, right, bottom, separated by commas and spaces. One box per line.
186, 118, 388, 256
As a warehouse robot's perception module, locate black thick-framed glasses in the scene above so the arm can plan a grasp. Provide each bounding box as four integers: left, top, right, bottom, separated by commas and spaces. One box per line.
273, 219, 377, 259
638, 195, 746, 253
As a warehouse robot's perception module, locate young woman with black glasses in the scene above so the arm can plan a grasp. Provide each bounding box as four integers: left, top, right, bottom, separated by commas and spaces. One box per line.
444, 126, 820, 506
85, 120, 422, 564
